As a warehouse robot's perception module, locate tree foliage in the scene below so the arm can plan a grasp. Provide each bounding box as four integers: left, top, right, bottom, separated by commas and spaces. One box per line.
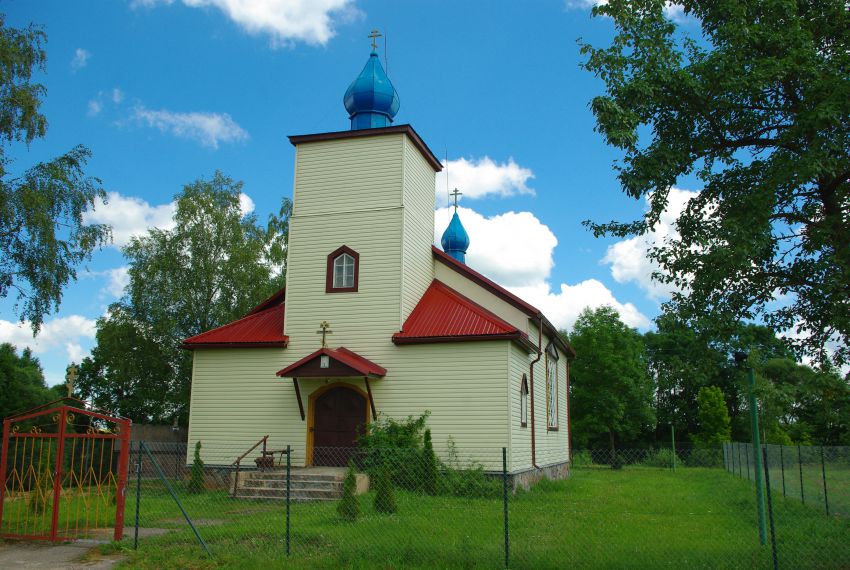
692, 386, 732, 448
568, 306, 655, 452
0, 15, 110, 331
75, 172, 291, 424
581, 0, 850, 365
188, 440, 205, 494
337, 463, 360, 522
0, 342, 53, 419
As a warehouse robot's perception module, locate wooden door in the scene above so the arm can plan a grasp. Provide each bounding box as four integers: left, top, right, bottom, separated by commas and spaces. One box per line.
312, 386, 366, 466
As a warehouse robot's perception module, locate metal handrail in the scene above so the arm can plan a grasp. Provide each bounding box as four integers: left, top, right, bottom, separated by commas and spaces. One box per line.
231, 435, 269, 497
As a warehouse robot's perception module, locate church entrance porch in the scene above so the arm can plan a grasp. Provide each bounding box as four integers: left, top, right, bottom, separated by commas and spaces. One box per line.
308, 383, 368, 467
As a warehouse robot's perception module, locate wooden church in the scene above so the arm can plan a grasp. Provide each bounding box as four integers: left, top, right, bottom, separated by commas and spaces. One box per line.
183, 37, 575, 486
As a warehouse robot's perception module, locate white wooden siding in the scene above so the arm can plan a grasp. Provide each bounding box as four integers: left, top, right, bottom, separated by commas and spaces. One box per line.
433, 262, 530, 334
400, 136, 437, 323
187, 342, 511, 470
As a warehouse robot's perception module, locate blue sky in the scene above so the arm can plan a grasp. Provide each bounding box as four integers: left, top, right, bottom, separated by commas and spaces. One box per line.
0, 0, 700, 386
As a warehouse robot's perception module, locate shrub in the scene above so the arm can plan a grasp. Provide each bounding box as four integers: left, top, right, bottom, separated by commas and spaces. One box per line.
358, 412, 430, 490
641, 448, 677, 468
188, 441, 205, 494
571, 450, 593, 467
373, 466, 397, 514
421, 429, 439, 495
337, 463, 360, 522
437, 438, 501, 499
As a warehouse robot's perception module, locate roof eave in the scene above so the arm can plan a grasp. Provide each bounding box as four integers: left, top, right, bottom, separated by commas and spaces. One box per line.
392, 332, 530, 349
181, 340, 289, 350
288, 124, 442, 172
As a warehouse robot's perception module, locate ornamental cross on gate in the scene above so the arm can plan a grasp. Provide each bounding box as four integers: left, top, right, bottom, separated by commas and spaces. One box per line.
65, 363, 79, 398
316, 321, 333, 347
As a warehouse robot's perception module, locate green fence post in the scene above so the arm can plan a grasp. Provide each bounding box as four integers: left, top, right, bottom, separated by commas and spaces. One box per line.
821, 446, 829, 516
286, 444, 291, 556
740, 357, 767, 546
503, 447, 509, 569
671, 425, 676, 472
798, 445, 805, 505
134, 441, 142, 550
779, 445, 785, 497
761, 447, 779, 570
141, 441, 212, 557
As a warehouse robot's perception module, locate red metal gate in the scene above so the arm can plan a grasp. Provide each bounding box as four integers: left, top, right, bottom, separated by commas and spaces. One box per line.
0, 399, 131, 541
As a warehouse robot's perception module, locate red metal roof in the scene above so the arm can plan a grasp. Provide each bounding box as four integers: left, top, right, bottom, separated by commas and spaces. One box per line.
181, 303, 288, 349
276, 347, 386, 378
431, 246, 575, 357
393, 280, 532, 348
246, 287, 286, 315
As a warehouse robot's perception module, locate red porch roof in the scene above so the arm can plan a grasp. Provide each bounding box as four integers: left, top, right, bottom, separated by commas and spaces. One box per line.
181, 303, 288, 349
393, 280, 533, 349
276, 347, 386, 378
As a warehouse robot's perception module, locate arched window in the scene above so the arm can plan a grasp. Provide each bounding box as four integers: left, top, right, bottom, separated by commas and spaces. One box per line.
520, 374, 529, 428
326, 245, 360, 293
546, 342, 559, 430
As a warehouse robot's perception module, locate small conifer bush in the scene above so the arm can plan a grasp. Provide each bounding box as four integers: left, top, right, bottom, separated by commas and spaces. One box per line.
421, 429, 439, 495
188, 440, 205, 494
337, 462, 360, 522
373, 466, 397, 514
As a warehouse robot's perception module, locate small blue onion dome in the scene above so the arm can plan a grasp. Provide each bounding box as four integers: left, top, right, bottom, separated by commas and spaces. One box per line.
441, 211, 470, 264
343, 48, 400, 130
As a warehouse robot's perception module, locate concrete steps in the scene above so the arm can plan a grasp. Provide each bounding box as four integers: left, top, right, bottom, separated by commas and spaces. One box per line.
232, 468, 368, 501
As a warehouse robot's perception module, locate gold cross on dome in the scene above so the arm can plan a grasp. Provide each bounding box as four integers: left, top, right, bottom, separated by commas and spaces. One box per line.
368, 29, 382, 50
316, 321, 333, 348
450, 188, 462, 211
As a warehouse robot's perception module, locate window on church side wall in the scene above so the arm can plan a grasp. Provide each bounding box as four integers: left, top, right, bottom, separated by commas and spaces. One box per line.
520, 374, 528, 428
546, 344, 559, 430
326, 245, 359, 293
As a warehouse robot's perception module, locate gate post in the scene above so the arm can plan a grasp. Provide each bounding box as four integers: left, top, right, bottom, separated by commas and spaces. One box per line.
50, 408, 68, 541
113, 419, 132, 541
0, 419, 10, 531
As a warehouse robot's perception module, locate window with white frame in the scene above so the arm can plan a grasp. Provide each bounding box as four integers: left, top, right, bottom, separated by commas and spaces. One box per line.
546, 343, 558, 430
520, 375, 529, 428
333, 253, 355, 288
326, 245, 359, 293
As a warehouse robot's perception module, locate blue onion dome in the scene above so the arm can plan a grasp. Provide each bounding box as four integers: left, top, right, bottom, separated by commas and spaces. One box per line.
441, 211, 470, 264
343, 48, 400, 130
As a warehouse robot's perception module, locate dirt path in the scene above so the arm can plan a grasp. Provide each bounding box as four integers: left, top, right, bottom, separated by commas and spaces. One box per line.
0, 542, 122, 570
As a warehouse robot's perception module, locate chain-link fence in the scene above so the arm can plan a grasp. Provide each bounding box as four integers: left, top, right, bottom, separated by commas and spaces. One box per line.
117, 441, 850, 569
724, 441, 850, 519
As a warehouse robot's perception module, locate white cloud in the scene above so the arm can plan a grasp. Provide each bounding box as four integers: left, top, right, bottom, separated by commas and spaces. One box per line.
84, 191, 176, 248
436, 157, 534, 202
133, 0, 358, 46
0, 316, 97, 365
602, 187, 697, 300
131, 105, 249, 149
511, 280, 650, 331
112, 88, 124, 104
435, 206, 649, 331
239, 192, 255, 217
87, 99, 103, 116
71, 48, 90, 71
436, 207, 554, 287
105, 267, 130, 298
565, 0, 691, 23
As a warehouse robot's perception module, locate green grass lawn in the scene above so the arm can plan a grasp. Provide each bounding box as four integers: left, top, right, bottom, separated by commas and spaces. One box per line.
104, 466, 850, 569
